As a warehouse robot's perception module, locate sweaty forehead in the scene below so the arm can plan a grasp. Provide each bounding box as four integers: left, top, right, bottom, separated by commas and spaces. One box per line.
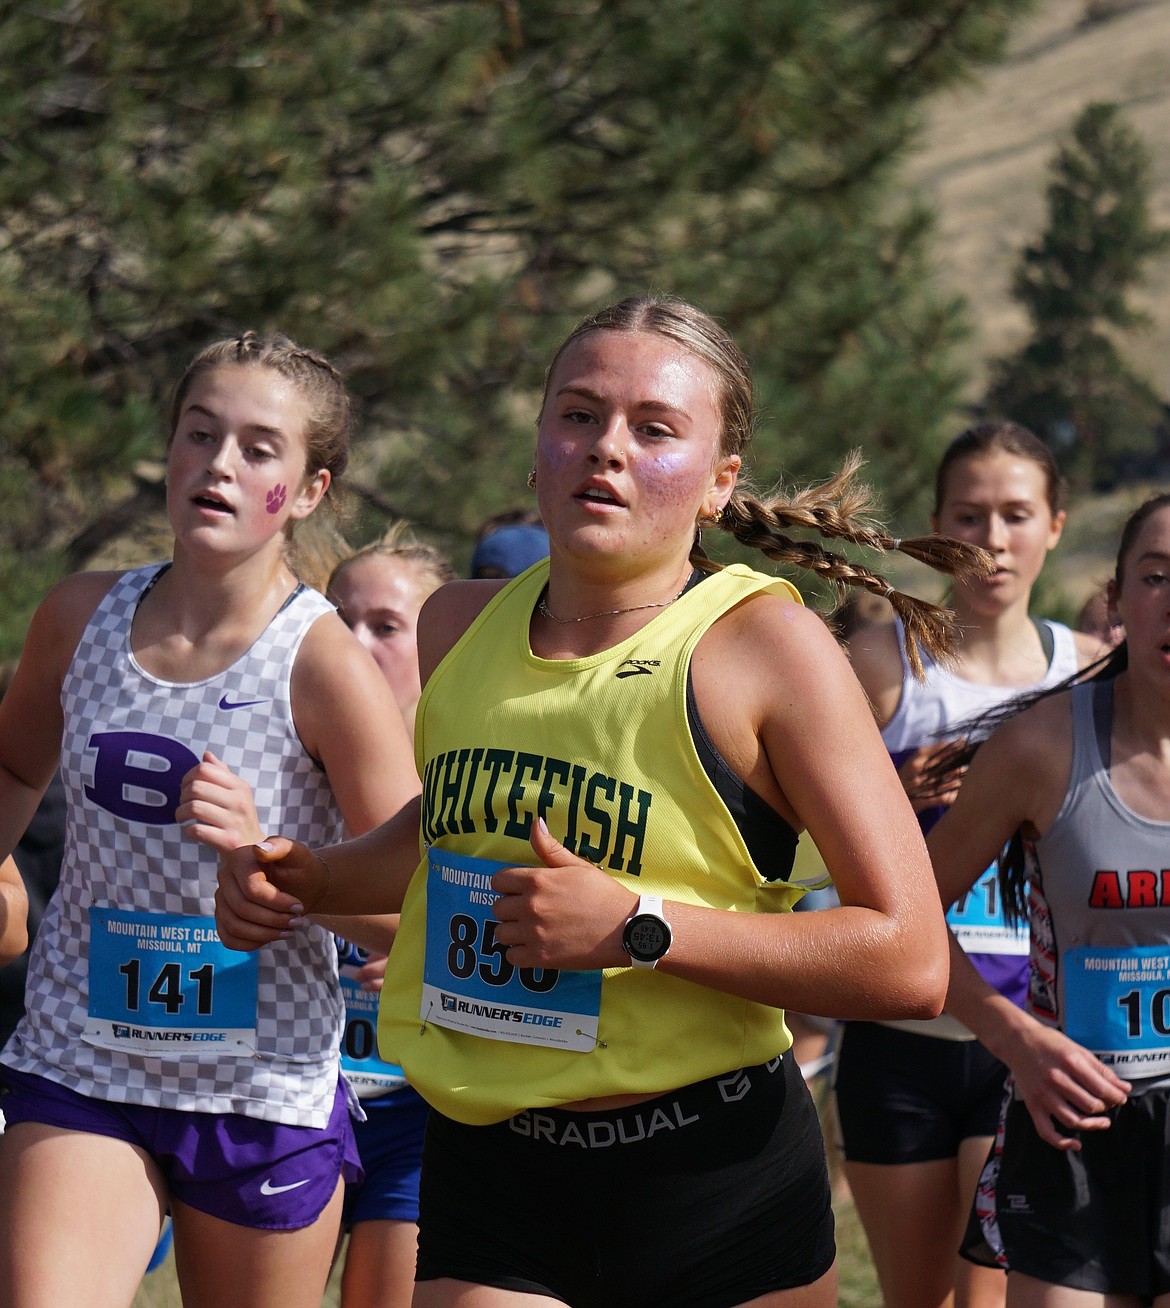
332, 555, 428, 610
553, 331, 720, 406
182, 364, 311, 435
1129, 508, 1170, 555
940, 454, 1049, 505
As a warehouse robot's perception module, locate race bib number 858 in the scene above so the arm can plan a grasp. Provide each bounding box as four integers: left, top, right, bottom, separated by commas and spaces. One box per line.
421, 848, 601, 1052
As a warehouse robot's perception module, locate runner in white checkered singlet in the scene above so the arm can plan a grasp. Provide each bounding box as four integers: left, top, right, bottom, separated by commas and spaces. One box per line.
0, 335, 418, 1308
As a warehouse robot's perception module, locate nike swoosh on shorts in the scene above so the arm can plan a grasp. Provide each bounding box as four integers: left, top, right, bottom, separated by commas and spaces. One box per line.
259, 1177, 311, 1196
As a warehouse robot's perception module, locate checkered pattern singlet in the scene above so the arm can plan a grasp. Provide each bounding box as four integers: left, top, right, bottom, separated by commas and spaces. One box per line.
2, 566, 347, 1126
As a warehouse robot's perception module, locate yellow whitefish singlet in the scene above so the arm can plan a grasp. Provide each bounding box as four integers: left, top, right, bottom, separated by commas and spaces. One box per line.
379, 560, 805, 1125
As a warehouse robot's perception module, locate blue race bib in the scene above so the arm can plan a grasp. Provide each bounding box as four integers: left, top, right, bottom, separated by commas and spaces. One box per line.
421, 848, 601, 1052
947, 868, 1028, 957
1065, 945, 1170, 1080
85, 908, 258, 1056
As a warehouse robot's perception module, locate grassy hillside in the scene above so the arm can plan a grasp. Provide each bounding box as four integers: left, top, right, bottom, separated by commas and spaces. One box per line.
906, 0, 1170, 398
888, 0, 1170, 612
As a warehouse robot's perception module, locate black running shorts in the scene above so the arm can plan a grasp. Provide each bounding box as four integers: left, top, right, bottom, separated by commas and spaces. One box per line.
963, 1080, 1170, 1298
416, 1050, 835, 1308
834, 1020, 1008, 1164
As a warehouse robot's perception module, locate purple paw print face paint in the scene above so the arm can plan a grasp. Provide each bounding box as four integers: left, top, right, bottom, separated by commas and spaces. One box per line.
266, 484, 288, 515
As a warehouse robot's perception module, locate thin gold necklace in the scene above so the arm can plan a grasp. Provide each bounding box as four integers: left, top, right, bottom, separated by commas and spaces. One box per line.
537, 581, 689, 625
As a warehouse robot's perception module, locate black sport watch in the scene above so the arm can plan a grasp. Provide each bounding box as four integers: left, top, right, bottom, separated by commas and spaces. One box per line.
621, 894, 672, 970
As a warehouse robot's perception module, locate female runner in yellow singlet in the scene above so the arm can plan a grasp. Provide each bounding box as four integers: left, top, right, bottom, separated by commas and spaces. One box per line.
217, 296, 986, 1308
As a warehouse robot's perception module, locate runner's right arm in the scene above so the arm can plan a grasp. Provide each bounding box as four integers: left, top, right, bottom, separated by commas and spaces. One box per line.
927, 705, 1130, 1149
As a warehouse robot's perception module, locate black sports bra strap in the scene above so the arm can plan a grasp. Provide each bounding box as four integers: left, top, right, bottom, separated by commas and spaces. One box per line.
1031, 616, 1055, 667
1091, 678, 1113, 771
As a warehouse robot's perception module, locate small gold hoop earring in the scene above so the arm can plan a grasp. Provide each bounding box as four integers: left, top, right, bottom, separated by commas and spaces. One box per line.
526, 468, 536, 490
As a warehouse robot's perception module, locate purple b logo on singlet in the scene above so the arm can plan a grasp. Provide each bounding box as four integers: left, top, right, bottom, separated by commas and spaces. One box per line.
85, 731, 200, 824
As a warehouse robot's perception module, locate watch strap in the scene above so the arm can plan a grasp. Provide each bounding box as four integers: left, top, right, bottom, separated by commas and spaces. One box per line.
623, 894, 671, 970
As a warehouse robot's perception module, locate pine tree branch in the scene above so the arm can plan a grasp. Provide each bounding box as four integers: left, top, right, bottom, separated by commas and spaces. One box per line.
64, 473, 166, 571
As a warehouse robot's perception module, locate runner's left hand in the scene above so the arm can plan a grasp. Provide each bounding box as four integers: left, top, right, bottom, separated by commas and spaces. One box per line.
178, 752, 264, 852
491, 818, 638, 971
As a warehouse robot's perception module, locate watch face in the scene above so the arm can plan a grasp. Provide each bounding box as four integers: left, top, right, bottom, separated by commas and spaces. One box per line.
624, 915, 669, 961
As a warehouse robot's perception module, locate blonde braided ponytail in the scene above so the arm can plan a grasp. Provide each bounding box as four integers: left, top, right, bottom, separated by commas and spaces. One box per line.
716, 454, 993, 679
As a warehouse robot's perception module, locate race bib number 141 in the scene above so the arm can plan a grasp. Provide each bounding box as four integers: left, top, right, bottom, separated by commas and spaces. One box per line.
85, 907, 258, 1056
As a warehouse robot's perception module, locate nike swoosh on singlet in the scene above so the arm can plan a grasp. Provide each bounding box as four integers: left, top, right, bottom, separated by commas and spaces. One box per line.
259, 1177, 311, 1196
218, 694, 268, 711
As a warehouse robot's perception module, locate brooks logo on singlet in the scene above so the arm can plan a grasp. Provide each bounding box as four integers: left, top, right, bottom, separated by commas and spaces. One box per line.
616, 659, 660, 678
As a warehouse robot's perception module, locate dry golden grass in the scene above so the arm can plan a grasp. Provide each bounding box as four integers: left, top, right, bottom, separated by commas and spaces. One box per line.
905, 0, 1170, 398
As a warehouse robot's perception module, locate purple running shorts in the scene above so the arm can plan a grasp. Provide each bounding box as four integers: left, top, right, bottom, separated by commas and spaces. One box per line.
0, 1066, 362, 1230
